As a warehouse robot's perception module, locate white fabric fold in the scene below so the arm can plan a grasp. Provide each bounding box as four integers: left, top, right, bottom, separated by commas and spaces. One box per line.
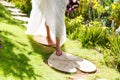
26, 0, 68, 45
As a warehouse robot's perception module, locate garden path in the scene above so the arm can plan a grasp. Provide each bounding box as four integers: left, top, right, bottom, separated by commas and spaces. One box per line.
0, 0, 29, 23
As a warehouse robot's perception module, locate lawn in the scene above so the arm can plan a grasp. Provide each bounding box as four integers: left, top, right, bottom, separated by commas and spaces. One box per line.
0, 3, 120, 80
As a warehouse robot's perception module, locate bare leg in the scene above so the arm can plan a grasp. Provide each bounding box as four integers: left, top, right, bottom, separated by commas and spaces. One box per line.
56, 37, 62, 56
45, 23, 55, 45
45, 23, 62, 56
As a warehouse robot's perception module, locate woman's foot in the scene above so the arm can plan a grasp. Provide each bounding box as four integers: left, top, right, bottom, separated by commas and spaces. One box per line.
46, 36, 55, 46
56, 49, 62, 56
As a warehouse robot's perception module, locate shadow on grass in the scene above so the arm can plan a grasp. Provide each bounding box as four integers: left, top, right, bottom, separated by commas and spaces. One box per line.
0, 3, 40, 80
0, 16, 25, 27
27, 36, 55, 63
0, 31, 38, 80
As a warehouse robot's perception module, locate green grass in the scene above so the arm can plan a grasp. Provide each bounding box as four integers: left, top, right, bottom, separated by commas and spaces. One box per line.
0, 3, 120, 80
0, 17, 67, 80
0, 3, 67, 80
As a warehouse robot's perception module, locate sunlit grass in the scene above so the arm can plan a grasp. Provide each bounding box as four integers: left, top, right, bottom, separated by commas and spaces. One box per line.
0, 20, 69, 80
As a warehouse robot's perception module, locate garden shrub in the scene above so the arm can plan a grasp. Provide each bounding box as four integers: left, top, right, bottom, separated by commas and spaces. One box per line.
108, 2, 120, 29
78, 21, 109, 48
103, 35, 120, 71
65, 15, 83, 39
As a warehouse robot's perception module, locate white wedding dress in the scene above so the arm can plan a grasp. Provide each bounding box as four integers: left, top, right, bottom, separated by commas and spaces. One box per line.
26, 0, 68, 45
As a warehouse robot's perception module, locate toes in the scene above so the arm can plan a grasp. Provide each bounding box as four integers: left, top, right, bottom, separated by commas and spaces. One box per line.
56, 51, 62, 56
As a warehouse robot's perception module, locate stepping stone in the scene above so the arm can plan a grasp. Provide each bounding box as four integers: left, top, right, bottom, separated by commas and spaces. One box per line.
11, 12, 27, 16
76, 59, 97, 73
48, 52, 97, 73
33, 35, 50, 45
13, 16, 29, 22
33, 35, 55, 47
0, 0, 15, 7
7, 7, 20, 13
48, 52, 77, 73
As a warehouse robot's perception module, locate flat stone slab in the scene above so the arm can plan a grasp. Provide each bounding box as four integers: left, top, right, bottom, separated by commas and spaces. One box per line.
33, 35, 55, 47
11, 12, 27, 16
13, 16, 29, 22
48, 52, 97, 73
33, 36, 48, 45
0, 0, 15, 7
7, 7, 20, 13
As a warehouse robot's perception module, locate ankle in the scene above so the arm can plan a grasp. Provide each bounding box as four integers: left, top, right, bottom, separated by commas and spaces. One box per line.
56, 48, 62, 51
